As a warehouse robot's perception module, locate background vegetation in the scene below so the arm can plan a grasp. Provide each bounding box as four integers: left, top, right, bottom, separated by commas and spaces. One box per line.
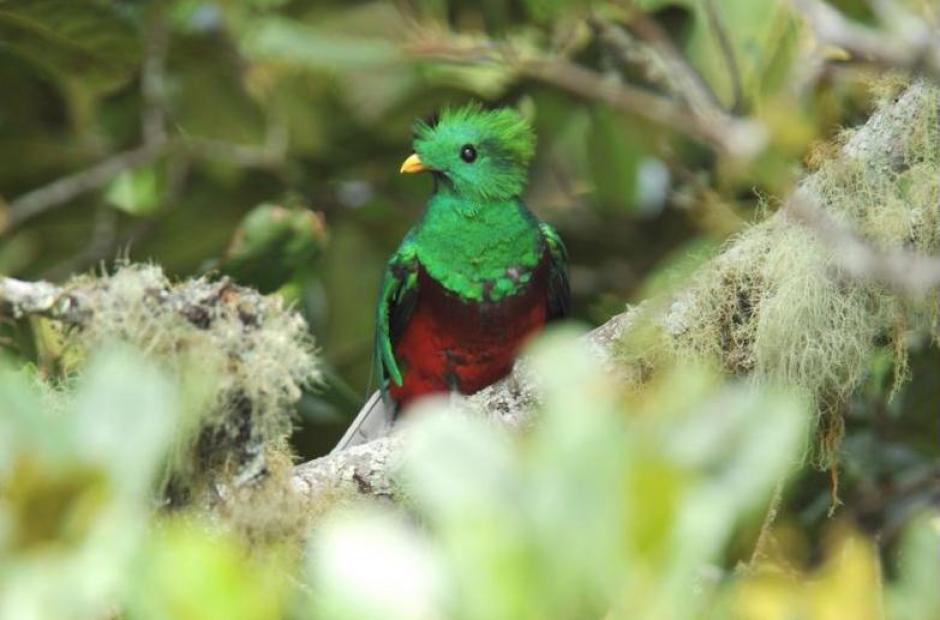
0, 0, 937, 618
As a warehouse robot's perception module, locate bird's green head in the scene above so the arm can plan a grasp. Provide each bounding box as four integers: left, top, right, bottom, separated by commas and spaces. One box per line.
401, 103, 535, 202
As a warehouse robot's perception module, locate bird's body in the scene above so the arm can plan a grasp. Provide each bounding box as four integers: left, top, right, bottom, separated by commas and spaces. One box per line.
388, 255, 550, 404
375, 104, 569, 410
386, 196, 556, 405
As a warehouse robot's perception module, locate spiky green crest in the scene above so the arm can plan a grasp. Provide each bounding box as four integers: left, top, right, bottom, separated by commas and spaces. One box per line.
413, 103, 535, 201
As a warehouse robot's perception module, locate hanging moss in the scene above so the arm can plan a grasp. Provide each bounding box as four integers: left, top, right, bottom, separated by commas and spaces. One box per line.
619, 82, 940, 470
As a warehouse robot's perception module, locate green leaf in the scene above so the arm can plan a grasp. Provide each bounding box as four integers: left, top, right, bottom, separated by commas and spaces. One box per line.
128, 520, 291, 620
0, 360, 53, 469
237, 4, 416, 120
105, 166, 161, 217
220, 203, 328, 293
308, 507, 445, 620
890, 514, 940, 620
241, 16, 401, 72
587, 108, 648, 211
0, 0, 141, 94
72, 346, 178, 497
0, 347, 178, 620
634, 0, 802, 107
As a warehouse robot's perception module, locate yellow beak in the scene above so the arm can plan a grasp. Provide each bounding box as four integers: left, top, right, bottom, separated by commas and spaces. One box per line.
400, 153, 427, 174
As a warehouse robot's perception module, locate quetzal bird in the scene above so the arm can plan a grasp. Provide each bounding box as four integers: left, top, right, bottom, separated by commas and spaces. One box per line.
335, 104, 569, 450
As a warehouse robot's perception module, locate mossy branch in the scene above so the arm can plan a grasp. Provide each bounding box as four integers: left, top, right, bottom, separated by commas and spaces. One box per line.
0, 276, 90, 323
292, 81, 940, 503
1, 266, 320, 503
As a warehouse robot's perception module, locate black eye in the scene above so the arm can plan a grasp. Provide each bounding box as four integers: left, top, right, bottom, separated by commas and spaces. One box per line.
460, 144, 477, 163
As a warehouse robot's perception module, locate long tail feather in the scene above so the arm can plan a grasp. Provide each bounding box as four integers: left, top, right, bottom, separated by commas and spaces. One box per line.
332, 390, 394, 453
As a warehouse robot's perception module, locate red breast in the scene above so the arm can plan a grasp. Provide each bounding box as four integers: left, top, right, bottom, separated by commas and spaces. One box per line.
389, 251, 551, 408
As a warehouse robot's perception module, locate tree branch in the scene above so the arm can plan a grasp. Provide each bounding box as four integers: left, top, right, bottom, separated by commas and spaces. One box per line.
0, 277, 90, 324
786, 192, 940, 294
404, 32, 766, 158
793, 0, 940, 81
7, 143, 169, 230
290, 81, 940, 504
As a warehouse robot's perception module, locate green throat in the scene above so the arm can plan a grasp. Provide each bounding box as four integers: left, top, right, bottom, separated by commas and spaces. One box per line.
412, 190, 543, 302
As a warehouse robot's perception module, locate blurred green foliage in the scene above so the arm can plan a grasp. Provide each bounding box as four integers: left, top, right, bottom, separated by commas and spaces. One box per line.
1, 334, 937, 618
215, 201, 328, 293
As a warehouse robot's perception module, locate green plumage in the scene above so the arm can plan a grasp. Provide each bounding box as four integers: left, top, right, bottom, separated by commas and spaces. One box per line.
412, 103, 535, 201
376, 104, 570, 399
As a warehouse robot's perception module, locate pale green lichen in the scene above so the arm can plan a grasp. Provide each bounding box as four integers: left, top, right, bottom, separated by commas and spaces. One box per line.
621, 82, 940, 469
52, 263, 320, 501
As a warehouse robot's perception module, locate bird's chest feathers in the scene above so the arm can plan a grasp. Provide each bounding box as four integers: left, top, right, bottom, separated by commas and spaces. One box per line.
415, 196, 543, 302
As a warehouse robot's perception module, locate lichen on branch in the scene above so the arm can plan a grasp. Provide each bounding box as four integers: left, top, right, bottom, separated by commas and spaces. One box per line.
2, 264, 320, 503
616, 81, 940, 468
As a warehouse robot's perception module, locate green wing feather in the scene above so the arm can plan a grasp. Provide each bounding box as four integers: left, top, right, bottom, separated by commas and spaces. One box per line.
375, 235, 419, 391
540, 222, 570, 320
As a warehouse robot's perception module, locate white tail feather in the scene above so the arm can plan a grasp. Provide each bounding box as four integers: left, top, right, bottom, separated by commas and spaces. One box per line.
332, 390, 394, 453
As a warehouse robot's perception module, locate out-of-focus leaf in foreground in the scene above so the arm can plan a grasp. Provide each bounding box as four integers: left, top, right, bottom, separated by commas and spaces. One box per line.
308, 329, 810, 620
0, 347, 177, 619
125, 519, 293, 620
888, 514, 940, 620
307, 507, 445, 620
732, 515, 940, 620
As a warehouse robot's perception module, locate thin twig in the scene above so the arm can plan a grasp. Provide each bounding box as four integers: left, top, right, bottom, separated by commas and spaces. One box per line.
6, 135, 285, 233
7, 142, 169, 230
787, 190, 940, 294
749, 478, 786, 567
617, 12, 721, 108
793, 0, 940, 81
142, 9, 169, 146
521, 56, 709, 136
590, 14, 754, 170
405, 34, 766, 158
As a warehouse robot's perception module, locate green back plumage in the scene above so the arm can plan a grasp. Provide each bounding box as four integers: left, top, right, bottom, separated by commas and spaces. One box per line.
375, 103, 569, 389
